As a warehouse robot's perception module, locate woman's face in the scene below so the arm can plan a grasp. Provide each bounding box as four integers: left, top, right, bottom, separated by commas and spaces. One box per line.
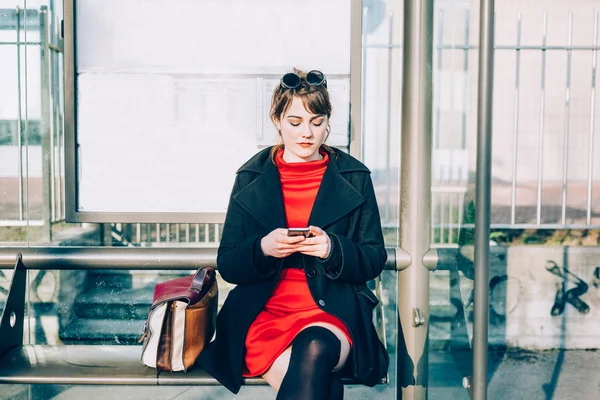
278, 96, 329, 163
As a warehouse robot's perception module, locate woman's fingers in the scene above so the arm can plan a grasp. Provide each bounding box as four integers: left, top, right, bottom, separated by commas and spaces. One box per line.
294, 236, 326, 246
298, 250, 326, 258
280, 235, 307, 244
294, 245, 325, 251
308, 226, 326, 237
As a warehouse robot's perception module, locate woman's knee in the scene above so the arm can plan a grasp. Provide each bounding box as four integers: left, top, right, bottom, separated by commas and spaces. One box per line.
302, 323, 351, 372
263, 326, 348, 390
289, 326, 341, 369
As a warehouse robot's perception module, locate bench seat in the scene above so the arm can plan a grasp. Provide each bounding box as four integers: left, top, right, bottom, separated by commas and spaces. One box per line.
0, 345, 371, 386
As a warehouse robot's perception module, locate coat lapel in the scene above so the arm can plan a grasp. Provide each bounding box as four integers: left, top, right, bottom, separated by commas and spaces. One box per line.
233, 150, 367, 232
232, 160, 287, 232
308, 160, 366, 229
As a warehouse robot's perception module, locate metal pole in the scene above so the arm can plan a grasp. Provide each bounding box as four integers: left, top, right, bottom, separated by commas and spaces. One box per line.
40, 6, 53, 242
536, 12, 548, 225
473, 0, 495, 399
349, 0, 363, 159
461, 10, 471, 151
16, 6, 25, 221
385, 12, 394, 223
561, 12, 573, 226
0, 247, 406, 270
398, 0, 433, 399
587, 11, 599, 225
510, 12, 522, 226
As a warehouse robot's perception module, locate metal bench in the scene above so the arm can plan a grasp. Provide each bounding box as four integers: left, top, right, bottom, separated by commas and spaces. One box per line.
0, 247, 423, 387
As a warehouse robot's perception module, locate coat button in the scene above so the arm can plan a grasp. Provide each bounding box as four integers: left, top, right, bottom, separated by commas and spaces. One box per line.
318, 299, 326, 307
307, 269, 316, 278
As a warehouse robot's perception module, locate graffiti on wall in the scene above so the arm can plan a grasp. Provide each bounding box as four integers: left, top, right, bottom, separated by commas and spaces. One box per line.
545, 260, 592, 316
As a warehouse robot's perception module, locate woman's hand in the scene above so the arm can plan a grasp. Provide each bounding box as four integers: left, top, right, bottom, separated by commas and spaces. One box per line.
293, 226, 332, 259
260, 228, 307, 258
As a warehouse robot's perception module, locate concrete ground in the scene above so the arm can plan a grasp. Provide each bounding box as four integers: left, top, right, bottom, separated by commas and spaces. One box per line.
2, 349, 599, 399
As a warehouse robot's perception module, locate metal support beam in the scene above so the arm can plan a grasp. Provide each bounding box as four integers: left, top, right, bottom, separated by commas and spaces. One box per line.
0, 255, 26, 359
0, 247, 413, 271
472, 0, 495, 399
398, 0, 434, 399
0, 247, 218, 270
40, 6, 53, 242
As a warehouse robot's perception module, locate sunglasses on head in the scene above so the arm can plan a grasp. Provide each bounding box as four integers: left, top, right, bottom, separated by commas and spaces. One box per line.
280, 70, 327, 90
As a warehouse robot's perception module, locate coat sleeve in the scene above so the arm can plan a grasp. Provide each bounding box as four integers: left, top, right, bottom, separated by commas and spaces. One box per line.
217, 174, 280, 285
317, 174, 387, 284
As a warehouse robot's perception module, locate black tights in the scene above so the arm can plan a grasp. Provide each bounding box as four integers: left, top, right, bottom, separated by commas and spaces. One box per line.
276, 326, 344, 400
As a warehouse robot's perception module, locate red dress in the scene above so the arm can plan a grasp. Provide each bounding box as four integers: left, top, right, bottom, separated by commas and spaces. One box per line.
242, 149, 352, 377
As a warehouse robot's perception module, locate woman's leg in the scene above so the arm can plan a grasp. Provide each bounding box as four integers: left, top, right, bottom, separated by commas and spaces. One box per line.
263, 322, 350, 400
263, 347, 292, 391
272, 326, 341, 400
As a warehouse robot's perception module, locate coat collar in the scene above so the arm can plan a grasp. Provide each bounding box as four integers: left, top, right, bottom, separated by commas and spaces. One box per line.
232, 147, 370, 232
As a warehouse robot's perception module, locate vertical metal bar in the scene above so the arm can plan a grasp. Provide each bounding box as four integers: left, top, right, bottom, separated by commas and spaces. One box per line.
155, 223, 160, 243
561, 12, 573, 226
40, 7, 52, 242
434, 9, 444, 150
214, 223, 220, 243
431, 191, 436, 245
536, 12, 548, 225
204, 223, 210, 243
461, 9, 471, 150
56, 32, 65, 220
64, 0, 77, 222
23, 0, 31, 242
58, 105, 65, 220
473, 0, 495, 398
136, 223, 141, 243
458, 191, 464, 234
432, 9, 444, 242
385, 12, 394, 223
587, 11, 598, 225
398, 0, 433, 398
440, 190, 446, 243
448, 192, 453, 244
16, 6, 24, 221
511, 13, 522, 226
50, 20, 61, 222
195, 224, 200, 242
50, 52, 58, 222
185, 224, 190, 243
349, 0, 363, 159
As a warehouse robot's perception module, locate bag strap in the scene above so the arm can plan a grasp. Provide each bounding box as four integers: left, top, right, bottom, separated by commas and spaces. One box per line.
190, 268, 209, 294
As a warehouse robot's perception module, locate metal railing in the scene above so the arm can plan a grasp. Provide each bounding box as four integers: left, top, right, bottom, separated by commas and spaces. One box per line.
0, 6, 65, 235
111, 223, 223, 247
366, 8, 600, 246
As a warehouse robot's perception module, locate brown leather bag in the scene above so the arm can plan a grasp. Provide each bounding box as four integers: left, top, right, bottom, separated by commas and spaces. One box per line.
140, 268, 218, 372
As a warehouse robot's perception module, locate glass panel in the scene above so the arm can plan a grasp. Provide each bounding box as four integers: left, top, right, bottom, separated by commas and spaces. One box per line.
430, 1, 600, 398
429, 1, 475, 398
74, 0, 352, 216
361, 0, 402, 399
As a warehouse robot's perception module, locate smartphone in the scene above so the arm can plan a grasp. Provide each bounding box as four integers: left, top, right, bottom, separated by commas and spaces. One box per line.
287, 227, 312, 238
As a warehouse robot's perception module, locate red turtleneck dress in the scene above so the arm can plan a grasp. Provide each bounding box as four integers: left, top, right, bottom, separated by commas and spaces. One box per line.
242, 149, 352, 377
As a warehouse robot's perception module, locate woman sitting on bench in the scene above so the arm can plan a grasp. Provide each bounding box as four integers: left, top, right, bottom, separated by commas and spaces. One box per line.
198, 68, 389, 400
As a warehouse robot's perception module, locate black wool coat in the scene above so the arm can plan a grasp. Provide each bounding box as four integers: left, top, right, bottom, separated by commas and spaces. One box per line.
197, 146, 389, 394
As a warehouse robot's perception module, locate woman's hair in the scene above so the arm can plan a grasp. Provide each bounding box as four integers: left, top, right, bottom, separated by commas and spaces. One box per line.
269, 68, 336, 162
